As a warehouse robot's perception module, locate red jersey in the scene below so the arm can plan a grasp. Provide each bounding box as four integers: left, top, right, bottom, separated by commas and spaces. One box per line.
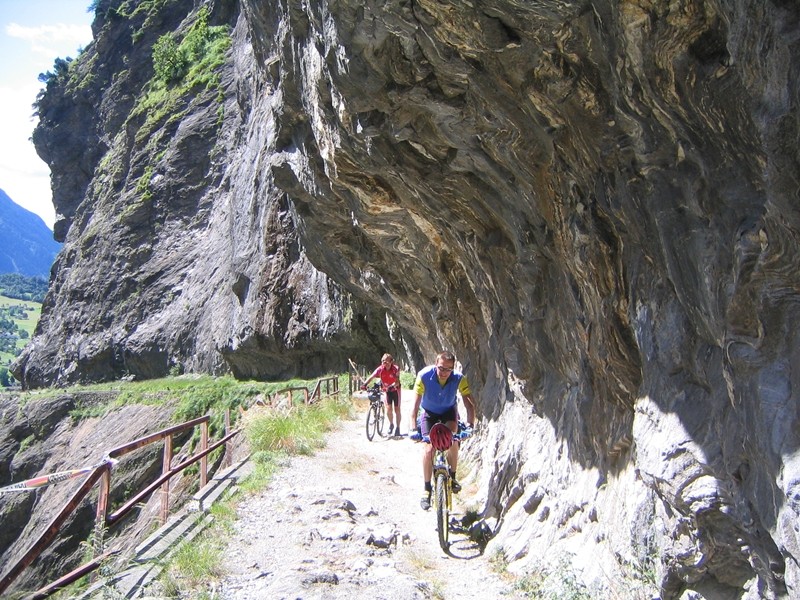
370, 363, 401, 389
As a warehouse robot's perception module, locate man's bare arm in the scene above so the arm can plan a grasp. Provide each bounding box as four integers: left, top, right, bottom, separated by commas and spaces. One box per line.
462, 393, 476, 426
412, 394, 422, 428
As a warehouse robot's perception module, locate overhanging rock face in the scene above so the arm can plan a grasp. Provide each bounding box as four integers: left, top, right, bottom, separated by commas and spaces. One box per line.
15, 0, 800, 597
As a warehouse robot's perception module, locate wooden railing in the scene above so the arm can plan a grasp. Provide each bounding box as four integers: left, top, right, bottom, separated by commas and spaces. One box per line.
0, 415, 236, 599
267, 386, 310, 407
0, 373, 345, 599
348, 358, 369, 395
265, 375, 340, 408
310, 375, 339, 403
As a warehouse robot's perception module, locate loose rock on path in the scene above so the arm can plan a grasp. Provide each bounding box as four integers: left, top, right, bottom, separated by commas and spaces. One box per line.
216, 391, 525, 599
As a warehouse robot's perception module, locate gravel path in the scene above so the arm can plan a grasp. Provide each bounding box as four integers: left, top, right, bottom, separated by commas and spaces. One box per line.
216, 391, 525, 599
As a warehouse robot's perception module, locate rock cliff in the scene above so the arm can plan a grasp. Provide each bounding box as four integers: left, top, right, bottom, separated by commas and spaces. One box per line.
10, 0, 800, 597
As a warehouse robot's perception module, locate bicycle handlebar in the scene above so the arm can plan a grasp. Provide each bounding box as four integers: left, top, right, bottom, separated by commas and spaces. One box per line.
362, 383, 399, 391
409, 427, 473, 443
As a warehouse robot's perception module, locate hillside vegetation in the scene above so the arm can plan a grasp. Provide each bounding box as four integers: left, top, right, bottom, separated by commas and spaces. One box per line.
0, 273, 48, 303
0, 294, 40, 386
0, 274, 48, 385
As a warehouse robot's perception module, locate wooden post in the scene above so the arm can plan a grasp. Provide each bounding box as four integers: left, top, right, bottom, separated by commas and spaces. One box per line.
224, 409, 231, 468
93, 467, 111, 556
200, 421, 209, 488
160, 434, 172, 524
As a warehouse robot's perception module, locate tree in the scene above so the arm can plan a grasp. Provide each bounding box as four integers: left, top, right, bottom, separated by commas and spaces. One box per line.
0, 273, 48, 302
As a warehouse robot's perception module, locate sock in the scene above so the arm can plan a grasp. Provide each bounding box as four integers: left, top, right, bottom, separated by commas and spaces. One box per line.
424, 481, 432, 494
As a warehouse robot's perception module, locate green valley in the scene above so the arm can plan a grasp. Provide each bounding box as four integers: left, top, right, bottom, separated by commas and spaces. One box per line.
0, 294, 41, 386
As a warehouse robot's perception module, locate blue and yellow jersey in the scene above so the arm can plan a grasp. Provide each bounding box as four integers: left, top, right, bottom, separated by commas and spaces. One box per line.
414, 365, 471, 414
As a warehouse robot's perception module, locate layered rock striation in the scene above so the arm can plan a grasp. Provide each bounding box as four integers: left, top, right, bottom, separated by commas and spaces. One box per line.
12, 0, 800, 597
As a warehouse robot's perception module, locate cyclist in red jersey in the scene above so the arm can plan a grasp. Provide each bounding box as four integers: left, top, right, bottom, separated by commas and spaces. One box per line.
363, 353, 403, 436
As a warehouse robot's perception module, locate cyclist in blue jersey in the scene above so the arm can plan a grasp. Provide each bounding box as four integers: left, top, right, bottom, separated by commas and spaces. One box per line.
411, 351, 476, 510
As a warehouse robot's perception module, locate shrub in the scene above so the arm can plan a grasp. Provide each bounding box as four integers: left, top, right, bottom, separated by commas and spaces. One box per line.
151, 7, 229, 86
152, 34, 185, 83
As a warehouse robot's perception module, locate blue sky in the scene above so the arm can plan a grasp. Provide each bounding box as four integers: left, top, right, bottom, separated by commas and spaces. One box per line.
0, 1, 94, 229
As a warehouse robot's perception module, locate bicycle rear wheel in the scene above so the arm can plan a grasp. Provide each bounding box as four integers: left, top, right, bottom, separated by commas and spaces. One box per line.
435, 471, 449, 552
376, 402, 386, 437
366, 403, 378, 441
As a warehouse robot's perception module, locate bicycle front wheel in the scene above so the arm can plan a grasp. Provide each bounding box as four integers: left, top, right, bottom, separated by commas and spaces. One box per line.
366, 403, 378, 441
435, 472, 449, 552
376, 402, 386, 437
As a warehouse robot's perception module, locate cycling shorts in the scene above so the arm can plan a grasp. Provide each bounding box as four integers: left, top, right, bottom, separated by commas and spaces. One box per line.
386, 387, 400, 405
420, 406, 457, 436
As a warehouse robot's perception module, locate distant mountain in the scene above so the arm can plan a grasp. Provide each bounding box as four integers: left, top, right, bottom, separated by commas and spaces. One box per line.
0, 189, 61, 278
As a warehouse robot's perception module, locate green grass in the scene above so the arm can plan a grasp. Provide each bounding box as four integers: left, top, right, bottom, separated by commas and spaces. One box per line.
55, 374, 314, 411
238, 450, 288, 494
160, 535, 225, 596
243, 396, 353, 455
400, 370, 417, 389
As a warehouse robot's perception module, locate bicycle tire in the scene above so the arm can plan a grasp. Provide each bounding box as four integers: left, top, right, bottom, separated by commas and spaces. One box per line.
366, 403, 378, 441
376, 402, 386, 437
435, 471, 449, 552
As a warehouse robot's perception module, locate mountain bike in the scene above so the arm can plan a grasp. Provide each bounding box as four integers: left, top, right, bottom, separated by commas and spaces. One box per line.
412, 422, 472, 552
364, 383, 385, 441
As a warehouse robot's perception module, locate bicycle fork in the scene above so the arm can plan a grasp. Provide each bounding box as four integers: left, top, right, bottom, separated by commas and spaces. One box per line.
437, 469, 451, 506
433, 454, 452, 511
432, 451, 452, 551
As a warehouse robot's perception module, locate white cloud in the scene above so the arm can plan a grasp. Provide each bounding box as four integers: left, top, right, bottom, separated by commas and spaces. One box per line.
0, 82, 54, 228
6, 23, 91, 69
0, 2, 94, 230
6, 21, 91, 48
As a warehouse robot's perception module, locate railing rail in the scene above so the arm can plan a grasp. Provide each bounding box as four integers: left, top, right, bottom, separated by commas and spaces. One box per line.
105, 428, 239, 527
268, 386, 310, 407
0, 463, 111, 595
267, 375, 340, 408
28, 549, 120, 600
310, 375, 339, 403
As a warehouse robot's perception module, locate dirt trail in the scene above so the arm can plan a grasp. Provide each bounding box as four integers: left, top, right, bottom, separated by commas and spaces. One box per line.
216, 390, 525, 599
